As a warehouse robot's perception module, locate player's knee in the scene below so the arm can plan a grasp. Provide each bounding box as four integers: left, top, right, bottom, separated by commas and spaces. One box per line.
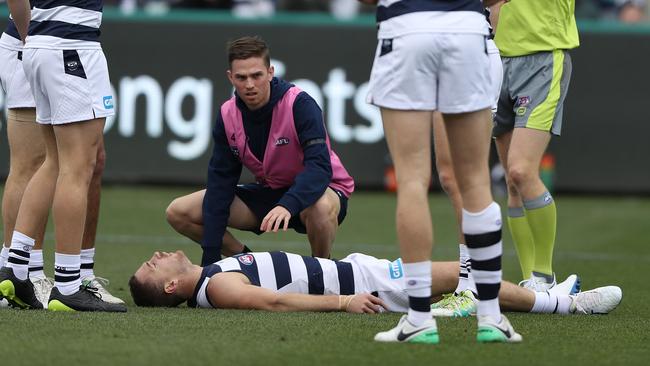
166, 199, 188, 232
437, 169, 458, 195
507, 163, 536, 189
93, 146, 106, 178
10, 151, 45, 179
304, 199, 338, 228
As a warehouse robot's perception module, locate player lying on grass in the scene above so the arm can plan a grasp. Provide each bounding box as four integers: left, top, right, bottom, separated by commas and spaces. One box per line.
129, 250, 622, 317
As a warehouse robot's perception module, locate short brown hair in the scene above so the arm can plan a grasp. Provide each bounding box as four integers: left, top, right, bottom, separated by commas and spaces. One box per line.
227, 36, 270, 67
129, 275, 185, 307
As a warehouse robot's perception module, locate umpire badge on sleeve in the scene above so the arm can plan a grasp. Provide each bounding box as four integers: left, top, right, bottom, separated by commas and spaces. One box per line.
380, 39, 393, 57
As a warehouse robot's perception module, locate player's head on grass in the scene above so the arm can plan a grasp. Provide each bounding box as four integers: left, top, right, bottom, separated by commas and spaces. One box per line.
129, 250, 194, 307
226, 36, 274, 111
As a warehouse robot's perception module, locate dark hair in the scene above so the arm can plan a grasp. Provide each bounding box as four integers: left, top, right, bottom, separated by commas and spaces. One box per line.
227, 36, 270, 67
128, 275, 185, 307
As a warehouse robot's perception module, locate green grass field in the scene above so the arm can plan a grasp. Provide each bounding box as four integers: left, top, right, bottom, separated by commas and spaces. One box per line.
1, 186, 649, 365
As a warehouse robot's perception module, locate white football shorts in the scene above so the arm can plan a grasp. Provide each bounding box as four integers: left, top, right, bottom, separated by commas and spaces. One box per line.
487, 38, 502, 113
367, 32, 492, 114
0, 46, 36, 109
22, 48, 115, 125
342, 253, 409, 313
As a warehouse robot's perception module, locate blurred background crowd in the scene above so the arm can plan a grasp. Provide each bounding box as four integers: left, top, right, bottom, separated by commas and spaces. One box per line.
107, 0, 650, 22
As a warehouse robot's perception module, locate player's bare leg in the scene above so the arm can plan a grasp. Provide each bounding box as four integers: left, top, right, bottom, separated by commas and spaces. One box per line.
1, 123, 58, 309
300, 188, 340, 258
166, 190, 257, 256
374, 108, 440, 344
506, 128, 556, 287
444, 108, 521, 343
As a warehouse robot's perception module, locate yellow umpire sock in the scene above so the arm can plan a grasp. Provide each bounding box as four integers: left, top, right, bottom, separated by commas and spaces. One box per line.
507, 207, 535, 280
523, 191, 557, 277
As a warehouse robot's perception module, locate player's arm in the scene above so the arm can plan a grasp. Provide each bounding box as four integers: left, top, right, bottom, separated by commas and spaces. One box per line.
207, 272, 386, 313
201, 111, 242, 265
7, 0, 30, 42
484, 0, 507, 8
488, 0, 508, 32
261, 92, 333, 232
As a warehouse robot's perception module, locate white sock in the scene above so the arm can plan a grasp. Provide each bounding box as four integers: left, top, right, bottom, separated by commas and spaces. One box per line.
7, 231, 35, 280
54, 253, 81, 296
531, 291, 571, 314
80, 248, 96, 280
455, 244, 477, 294
29, 249, 46, 280
0, 245, 9, 268
403, 261, 432, 326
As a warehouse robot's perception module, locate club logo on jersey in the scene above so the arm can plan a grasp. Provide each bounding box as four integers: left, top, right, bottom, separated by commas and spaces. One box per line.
103, 96, 114, 110
238, 254, 254, 266
389, 258, 403, 279
275, 137, 290, 146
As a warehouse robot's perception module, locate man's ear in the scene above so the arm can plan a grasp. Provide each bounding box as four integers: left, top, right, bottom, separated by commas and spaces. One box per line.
164, 279, 178, 294
268, 65, 274, 80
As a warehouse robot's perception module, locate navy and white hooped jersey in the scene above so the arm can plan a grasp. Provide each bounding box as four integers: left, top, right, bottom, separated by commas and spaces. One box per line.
25, 0, 104, 50
188, 252, 358, 309
0, 18, 23, 51
376, 0, 489, 39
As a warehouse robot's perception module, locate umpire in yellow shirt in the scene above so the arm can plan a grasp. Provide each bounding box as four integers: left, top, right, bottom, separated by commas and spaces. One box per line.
492, 0, 579, 289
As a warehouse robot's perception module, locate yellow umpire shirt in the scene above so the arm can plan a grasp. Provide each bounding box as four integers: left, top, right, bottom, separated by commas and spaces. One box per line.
495, 0, 580, 57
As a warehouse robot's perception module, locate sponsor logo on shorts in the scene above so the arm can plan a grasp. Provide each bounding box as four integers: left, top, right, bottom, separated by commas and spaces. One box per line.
237, 254, 254, 266
66, 60, 79, 72
275, 137, 290, 146
389, 258, 403, 279
103, 96, 114, 110
515, 96, 530, 116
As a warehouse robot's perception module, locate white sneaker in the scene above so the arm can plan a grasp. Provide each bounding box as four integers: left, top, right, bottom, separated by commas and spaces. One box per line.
82, 276, 125, 304
31, 277, 54, 310
570, 286, 622, 314
549, 274, 581, 296
477, 314, 523, 343
519, 272, 556, 292
0, 298, 9, 308
374, 315, 439, 344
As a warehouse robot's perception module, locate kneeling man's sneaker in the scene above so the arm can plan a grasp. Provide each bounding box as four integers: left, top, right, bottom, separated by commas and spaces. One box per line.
48, 285, 127, 312
477, 314, 522, 343
0, 267, 43, 309
570, 286, 622, 314
374, 315, 439, 344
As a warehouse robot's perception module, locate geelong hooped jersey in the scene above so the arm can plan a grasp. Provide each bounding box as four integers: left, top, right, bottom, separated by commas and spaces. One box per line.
376, 0, 489, 39
25, 0, 104, 50
189, 252, 357, 309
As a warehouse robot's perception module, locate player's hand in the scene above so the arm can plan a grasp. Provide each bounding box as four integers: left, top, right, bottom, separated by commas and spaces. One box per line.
260, 206, 291, 232
344, 293, 387, 314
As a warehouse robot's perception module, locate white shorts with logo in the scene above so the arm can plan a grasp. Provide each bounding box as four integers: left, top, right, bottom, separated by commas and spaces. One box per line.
342, 253, 409, 313
0, 46, 36, 109
22, 48, 115, 125
366, 32, 492, 114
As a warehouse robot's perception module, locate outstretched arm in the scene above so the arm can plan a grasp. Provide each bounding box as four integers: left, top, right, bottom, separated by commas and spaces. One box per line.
207, 272, 386, 313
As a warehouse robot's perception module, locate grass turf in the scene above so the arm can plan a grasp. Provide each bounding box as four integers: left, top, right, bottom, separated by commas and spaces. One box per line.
1, 186, 649, 365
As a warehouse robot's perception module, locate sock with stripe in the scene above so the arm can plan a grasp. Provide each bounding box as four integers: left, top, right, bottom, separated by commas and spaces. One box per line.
0, 244, 9, 268
531, 291, 571, 314
464, 202, 503, 320
29, 249, 46, 280
524, 191, 556, 276
7, 231, 35, 280
55, 253, 81, 296
403, 261, 432, 326
507, 206, 535, 279
454, 244, 476, 295
80, 248, 95, 280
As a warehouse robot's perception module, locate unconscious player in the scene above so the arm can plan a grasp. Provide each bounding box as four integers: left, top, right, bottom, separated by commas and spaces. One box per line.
129, 251, 622, 320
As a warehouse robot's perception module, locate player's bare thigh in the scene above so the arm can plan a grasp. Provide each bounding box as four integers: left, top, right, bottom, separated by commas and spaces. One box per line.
168, 189, 259, 230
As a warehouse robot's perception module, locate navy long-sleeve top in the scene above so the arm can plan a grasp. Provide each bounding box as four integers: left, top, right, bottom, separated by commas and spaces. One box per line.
201, 78, 332, 265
